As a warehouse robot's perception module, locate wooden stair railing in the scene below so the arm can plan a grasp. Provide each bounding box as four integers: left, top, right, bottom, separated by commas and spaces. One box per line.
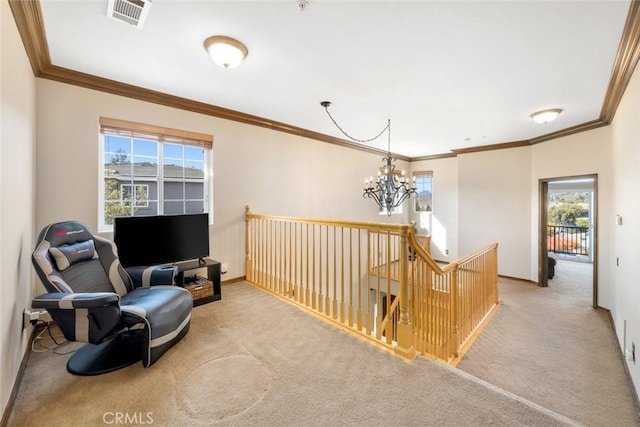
245, 206, 499, 363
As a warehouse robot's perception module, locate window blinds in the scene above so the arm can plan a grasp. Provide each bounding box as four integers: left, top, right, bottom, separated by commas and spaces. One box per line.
99, 117, 213, 149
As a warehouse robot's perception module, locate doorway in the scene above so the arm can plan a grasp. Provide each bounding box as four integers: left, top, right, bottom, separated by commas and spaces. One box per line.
539, 175, 597, 308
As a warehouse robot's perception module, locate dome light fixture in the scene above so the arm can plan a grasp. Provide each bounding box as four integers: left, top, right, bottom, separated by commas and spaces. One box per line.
203, 36, 248, 69
530, 108, 562, 124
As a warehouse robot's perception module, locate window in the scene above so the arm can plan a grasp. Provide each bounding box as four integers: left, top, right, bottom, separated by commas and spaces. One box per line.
99, 118, 213, 232
413, 171, 433, 212
121, 184, 149, 208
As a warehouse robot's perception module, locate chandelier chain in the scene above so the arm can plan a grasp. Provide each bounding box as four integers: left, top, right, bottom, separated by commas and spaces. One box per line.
322, 105, 390, 144
320, 101, 417, 216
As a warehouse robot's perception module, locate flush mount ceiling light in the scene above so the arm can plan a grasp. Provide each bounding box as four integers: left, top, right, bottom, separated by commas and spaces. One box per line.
203, 36, 248, 69
530, 108, 563, 124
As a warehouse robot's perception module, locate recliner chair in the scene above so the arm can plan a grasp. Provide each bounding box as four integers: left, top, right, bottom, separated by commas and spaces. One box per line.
31, 221, 193, 375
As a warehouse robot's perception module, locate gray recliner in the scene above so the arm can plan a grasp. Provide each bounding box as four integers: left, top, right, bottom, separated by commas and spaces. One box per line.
31, 221, 193, 375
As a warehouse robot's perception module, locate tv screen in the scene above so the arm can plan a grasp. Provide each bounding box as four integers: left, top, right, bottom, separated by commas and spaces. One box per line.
114, 213, 209, 268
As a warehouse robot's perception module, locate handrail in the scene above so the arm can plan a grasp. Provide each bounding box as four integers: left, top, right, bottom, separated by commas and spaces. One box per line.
246, 209, 412, 233
245, 206, 499, 363
455, 242, 500, 265
407, 232, 458, 274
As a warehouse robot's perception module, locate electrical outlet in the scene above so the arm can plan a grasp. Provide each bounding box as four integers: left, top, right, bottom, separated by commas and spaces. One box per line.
22, 309, 51, 329
445, 249, 449, 255
626, 342, 636, 363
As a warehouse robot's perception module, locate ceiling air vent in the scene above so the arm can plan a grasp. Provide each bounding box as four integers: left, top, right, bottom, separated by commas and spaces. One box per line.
107, 0, 152, 29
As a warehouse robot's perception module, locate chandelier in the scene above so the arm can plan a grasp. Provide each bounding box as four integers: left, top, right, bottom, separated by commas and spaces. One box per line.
321, 101, 417, 215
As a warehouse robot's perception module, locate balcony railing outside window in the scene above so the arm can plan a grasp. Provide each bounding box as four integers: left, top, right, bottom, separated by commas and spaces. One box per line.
547, 225, 589, 256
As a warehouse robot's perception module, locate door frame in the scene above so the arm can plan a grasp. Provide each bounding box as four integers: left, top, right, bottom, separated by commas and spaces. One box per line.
538, 174, 598, 308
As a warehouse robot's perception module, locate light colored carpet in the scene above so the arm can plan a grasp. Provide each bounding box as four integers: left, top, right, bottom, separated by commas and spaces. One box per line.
10, 282, 577, 426
457, 260, 640, 427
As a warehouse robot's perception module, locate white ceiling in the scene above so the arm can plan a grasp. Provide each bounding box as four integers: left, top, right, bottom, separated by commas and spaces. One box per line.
38, 0, 631, 157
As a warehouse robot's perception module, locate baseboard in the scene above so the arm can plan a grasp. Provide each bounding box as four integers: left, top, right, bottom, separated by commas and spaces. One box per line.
221, 275, 245, 285
1, 326, 39, 427
603, 308, 640, 420
498, 274, 538, 285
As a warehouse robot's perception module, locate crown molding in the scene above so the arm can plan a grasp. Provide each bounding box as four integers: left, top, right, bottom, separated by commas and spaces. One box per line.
411, 152, 458, 162
7, 0, 404, 161
451, 140, 530, 155
600, 0, 640, 124
8, 0, 49, 75
528, 119, 609, 145
8, 0, 640, 163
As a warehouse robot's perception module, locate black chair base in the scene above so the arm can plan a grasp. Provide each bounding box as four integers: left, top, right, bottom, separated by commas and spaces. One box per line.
67, 334, 141, 376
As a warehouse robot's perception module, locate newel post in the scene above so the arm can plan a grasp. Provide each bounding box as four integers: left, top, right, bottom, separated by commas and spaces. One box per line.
245, 205, 252, 282
394, 225, 416, 360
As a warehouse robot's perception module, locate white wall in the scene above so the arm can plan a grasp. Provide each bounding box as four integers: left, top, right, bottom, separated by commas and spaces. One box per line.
609, 59, 640, 394
0, 0, 37, 417
35, 79, 407, 281
410, 156, 459, 261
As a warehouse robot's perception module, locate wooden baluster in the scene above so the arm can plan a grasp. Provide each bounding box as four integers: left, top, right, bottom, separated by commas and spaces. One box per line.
331, 226, 338, 319
245, 206, 252, 282
324, 225, 330, 315
357, 228, 362, 331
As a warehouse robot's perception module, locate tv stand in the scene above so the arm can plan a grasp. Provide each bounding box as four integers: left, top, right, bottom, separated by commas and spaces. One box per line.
175, 258, 221, 306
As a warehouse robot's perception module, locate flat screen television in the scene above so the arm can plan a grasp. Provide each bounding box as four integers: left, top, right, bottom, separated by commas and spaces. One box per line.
114, 213, 209, 268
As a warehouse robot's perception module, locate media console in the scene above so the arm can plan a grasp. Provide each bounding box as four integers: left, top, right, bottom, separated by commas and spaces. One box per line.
175, 258, 221, 306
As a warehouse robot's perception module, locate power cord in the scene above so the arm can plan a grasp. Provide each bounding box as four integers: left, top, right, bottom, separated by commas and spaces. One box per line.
31, 320, 71, 353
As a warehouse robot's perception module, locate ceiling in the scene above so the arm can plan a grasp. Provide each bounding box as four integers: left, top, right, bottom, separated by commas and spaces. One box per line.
26, 1, 636, 157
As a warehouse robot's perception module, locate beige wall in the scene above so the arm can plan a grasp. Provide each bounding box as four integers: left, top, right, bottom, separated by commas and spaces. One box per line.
0, 0, 37, 417
609, 59, 640, 393
35, 79, 408, 281
458, 146, 532, 279
4, 0, 640, 411
531, 126, 613, 305
414, 126, 614, 286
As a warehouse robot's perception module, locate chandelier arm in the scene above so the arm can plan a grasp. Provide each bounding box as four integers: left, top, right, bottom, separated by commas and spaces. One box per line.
322, 104, 389, 143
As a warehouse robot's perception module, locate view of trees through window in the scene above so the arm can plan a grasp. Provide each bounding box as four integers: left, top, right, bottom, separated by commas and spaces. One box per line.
548, 191, 589, 227
547, 191, 591, 256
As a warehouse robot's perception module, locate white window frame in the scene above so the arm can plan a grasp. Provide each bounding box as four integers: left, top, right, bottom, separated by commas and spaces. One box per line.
98, 118, 214, 232
120, 184, 150, 208
413, 171, 433, 213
